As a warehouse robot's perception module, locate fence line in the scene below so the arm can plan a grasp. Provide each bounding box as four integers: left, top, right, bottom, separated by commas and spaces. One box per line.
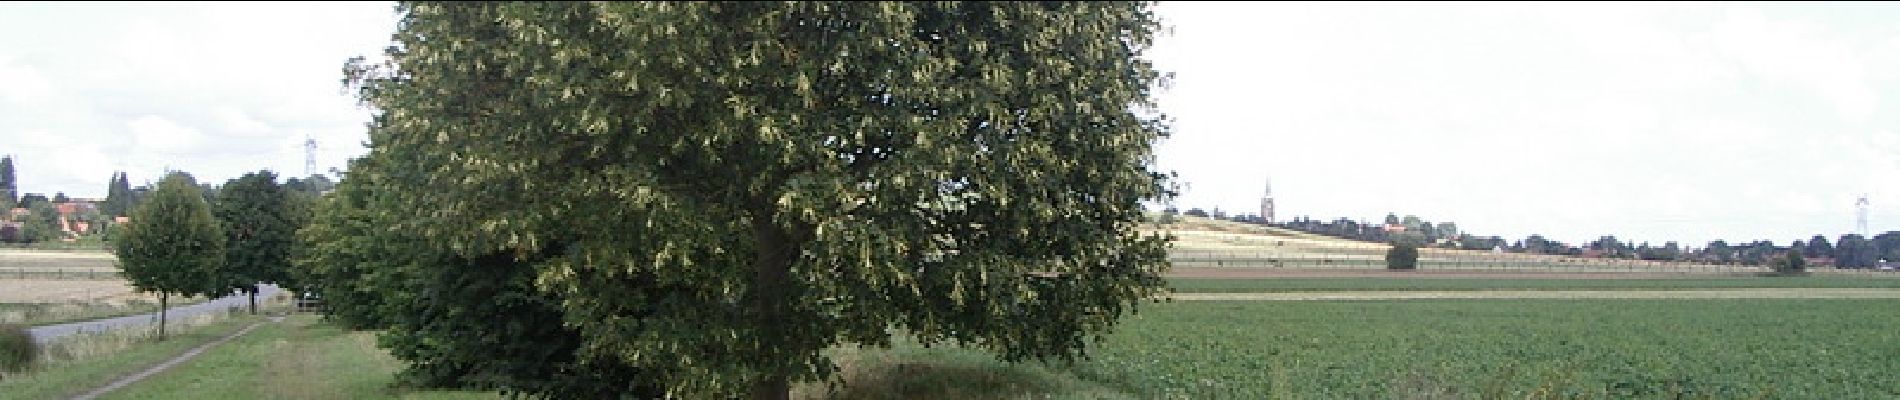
0, 268, 121, 280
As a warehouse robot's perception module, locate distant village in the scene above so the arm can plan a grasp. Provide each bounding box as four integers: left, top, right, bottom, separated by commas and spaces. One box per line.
1166, 180, 1900, 270
0, 156, 334, 246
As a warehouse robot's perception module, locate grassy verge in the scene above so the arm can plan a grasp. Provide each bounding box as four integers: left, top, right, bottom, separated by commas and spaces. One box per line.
0, 312, 259, 399
1168, 276, 1900, 293
98, 315, 496, 400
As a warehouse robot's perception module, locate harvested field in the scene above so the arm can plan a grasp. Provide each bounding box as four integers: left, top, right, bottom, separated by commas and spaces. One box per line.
1169, 288, 1900, 301
1166, 267, 1756, 279
0, 280, 142, 304
0, 249, 121, 279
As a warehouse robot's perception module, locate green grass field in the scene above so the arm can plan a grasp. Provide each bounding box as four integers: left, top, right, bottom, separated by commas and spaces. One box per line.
824, 300, 1900, 399
1167, 276, 1900, 293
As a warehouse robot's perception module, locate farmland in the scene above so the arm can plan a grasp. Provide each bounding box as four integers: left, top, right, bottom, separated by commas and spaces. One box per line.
1152, 216, 1893, 276
16, 220, 1900, 399
0, 251, 209, 327
814, 299, 1900, 399
786, 219, 1900, 398
1168, 276, 1900, 293
0, 249, 120, 280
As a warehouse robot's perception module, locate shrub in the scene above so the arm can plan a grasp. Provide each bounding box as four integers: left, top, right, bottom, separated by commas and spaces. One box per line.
1772, 249, 1807, 275
0, 323, 36, 374
1386, 244, 1419, 270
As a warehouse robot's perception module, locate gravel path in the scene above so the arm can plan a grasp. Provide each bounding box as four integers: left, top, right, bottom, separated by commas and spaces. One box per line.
1169, 288, 1900, 301
28, 284, 283, 345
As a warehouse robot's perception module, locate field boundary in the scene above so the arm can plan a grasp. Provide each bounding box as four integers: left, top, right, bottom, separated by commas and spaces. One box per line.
1169, 288, 1900, 301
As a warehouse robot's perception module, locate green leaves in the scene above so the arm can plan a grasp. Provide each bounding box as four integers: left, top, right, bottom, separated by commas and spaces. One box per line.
324, 2, 1175, 397
116, 172, 226, 300
215, 171, 300, 299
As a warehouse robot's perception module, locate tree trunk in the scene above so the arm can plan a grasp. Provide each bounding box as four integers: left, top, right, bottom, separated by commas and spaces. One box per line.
749, 216, 794, 400
248, 287, 257, 315
158, 293, 168, 341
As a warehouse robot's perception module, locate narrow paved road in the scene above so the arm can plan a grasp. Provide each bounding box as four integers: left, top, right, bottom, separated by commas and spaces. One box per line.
1170, 288, 1900, 301
27, 284, 283, 344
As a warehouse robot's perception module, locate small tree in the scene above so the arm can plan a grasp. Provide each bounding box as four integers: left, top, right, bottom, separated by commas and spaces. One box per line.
1387, 243, 1419, 270
114, 172, 226, 340
1773, 248, 1807, 275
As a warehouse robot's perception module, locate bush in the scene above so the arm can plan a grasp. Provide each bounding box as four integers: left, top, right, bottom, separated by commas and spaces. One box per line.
0, 323, 36, 374
1771, 249, 1808, 275
1386, 244, 1419, 270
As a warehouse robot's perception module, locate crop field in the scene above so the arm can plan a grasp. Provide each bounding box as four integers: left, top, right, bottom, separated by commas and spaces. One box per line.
0, 279, 197, 326
1150, 217, 1894, 276
0, 249, 120, 279
1167, 277, 1900, 293
1057, 299, 1900, 399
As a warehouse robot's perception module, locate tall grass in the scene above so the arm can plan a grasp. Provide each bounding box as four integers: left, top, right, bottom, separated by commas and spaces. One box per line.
0, 297, 209, 327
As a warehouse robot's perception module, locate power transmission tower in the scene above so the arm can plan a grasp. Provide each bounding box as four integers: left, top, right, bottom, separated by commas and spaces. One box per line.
1856, 195, 1870, 236
304, 135, 318, 178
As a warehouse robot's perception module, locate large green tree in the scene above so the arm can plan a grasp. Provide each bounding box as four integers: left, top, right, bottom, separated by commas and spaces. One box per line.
1836, 234, 1876, 268
215, 171, 298, 314
296, 157, 669, 398
330, 2, 1173, 398
113, 172, 226, 340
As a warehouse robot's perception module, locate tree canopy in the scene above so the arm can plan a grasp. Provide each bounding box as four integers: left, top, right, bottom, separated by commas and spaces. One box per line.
114, 172, 226, 339
313, 2, 1174, 398
215, 171, 299, 313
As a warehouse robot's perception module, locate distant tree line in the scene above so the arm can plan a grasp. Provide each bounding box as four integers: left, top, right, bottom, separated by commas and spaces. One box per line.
112, 169, 325, 339
0, 155, 336, 245
1171, 207, 1900, 268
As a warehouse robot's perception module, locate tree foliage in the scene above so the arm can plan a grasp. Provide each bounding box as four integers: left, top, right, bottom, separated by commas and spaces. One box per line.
215, 171, 299, 313
1386, 243, 1419, 270
320, 2, 1174, 398
105, 172, 136, 218
114, 172, 225, 340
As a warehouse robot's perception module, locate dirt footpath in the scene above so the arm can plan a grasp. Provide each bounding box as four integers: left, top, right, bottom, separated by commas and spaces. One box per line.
1169, 288, 1900, 301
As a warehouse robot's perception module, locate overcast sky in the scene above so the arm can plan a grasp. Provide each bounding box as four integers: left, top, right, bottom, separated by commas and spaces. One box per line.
1, 2, 1896, 246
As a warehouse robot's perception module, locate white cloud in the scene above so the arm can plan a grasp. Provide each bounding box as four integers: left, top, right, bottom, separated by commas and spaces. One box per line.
1150, 2, 1900, 245
127, 115, 206, 154
1705, 6, 1878, 122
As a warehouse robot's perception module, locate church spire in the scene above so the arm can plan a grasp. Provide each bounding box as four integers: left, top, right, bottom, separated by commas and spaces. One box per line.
1260, 178, 1275, 224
